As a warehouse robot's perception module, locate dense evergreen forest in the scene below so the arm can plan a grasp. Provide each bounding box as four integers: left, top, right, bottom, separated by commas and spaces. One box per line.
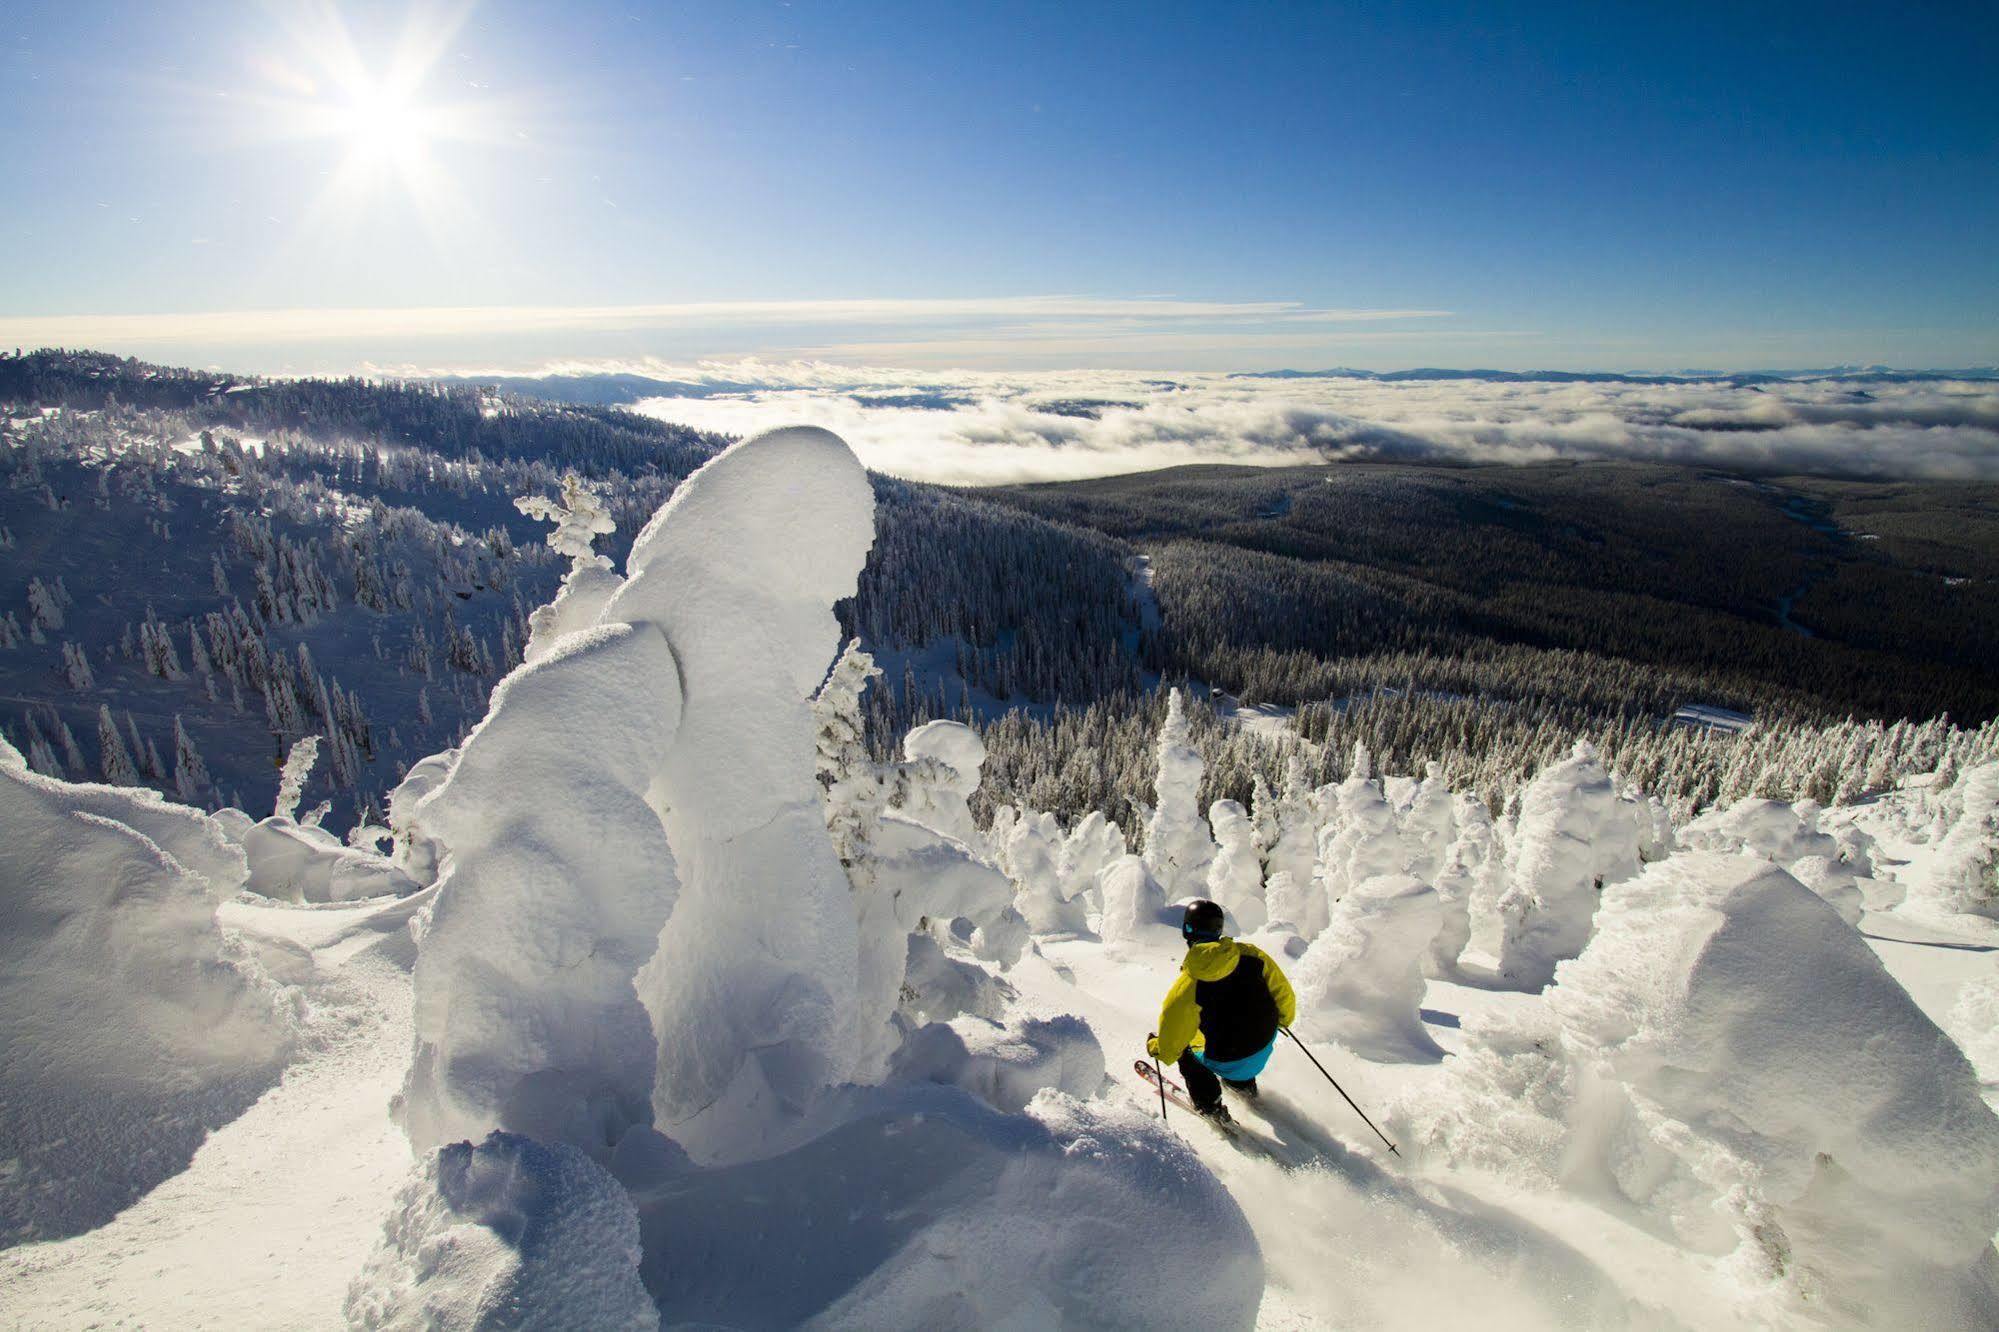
978, 461, 1999, 722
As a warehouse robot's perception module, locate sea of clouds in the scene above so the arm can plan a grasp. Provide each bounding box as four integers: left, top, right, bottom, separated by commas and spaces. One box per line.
548, 361, 1999, 486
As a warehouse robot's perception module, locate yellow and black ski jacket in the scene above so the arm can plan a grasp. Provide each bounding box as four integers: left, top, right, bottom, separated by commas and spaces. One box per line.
1149, 938, 1297, 1064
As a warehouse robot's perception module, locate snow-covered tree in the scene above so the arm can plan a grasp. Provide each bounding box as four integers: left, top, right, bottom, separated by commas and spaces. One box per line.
59, 640, 94, 691
274, 736, 320, 821
1261, 757, 1322, 932
1143, 688, 1216, 899
1059, 810, 1126, 914
1487, 742, 1643, 990
1907, 762, 1999, 919
1294, 873, 1444, 1061
1005, 807, 1080, 935
1312, 743, 1409, 928
1400, 761, 1458, 883
140, 607, 184, 680
96, 704, 138, 786
171, 715, 211, 804
25, 576, 64, 632
1427, 793, 1498, 976
813, 639, 888, 875
1206, 799, 1267, 932
896, 720, 988, 848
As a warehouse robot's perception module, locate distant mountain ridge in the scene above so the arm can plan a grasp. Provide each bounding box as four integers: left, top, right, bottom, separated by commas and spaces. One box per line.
1228, 366, 1999, 386
422, 365, 1999, 409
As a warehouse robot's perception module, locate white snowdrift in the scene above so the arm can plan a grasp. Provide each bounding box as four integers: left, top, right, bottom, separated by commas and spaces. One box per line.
1462, 851, 1999, 1323
0, 743, 295, 1245
347, 1132, 657, 1332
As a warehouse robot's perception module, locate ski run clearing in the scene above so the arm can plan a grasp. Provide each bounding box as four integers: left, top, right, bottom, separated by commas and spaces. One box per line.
3, 425, 1998, 1331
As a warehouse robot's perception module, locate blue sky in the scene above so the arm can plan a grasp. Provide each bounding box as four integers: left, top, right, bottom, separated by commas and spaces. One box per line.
3, 1, 1995, 371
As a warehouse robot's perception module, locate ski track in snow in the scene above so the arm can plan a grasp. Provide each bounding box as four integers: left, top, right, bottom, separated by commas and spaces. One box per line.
0, 900, 416, 1330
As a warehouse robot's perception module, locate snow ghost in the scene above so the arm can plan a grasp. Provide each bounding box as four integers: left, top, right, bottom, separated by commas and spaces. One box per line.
1144, 689, 1217, 899
1485, 742, 1641, 990
1293, 873, 1444, 1062
1205, 799, 1267, 933
607, 427, 876, 1161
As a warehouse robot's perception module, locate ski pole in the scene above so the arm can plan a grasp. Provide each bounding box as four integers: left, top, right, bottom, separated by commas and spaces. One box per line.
1148, 1034, 1169, 1124
1280, 1027, 1399, 1157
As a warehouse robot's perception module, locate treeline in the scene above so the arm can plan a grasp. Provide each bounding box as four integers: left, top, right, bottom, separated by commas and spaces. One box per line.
847, 478, 1144, 702
873, 685, 1999, 836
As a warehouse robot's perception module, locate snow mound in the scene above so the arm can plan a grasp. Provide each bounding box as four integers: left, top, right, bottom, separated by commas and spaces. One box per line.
628, 1086, 1261, 1330
1551, 852, 1999, 1321
347, 1132, 656, 1332
2, 740, 249, 896
0, 746, 295, 1245
890, 1012, 1106, 1114
242, 815, 420, 903
1680, 795, 1866, 923
1293, 873, 1444, 1062
1785, 853, 1865, 925
1947, 972, 1999, 1092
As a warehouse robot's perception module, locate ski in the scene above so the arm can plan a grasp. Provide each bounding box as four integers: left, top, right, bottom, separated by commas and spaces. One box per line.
1133, 1059, 1240, 1136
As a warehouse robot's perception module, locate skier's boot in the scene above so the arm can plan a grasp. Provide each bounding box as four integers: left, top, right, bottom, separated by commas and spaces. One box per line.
1223, 1077, 1260, 1101
1194, 1099, 1236, 1126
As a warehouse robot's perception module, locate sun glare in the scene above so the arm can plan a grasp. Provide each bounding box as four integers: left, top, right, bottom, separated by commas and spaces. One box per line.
336, 85, 433, 165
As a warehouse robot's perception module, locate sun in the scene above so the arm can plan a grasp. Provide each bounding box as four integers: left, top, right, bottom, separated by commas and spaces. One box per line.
333, 83, 435, 167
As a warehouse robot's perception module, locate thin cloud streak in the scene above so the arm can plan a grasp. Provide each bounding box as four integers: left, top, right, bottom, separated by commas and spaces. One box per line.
0, 296, 1451, 348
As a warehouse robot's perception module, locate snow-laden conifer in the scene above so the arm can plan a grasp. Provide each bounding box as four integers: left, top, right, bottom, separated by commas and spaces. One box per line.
96, 704, 139, 786
1143, 688, 1216, 899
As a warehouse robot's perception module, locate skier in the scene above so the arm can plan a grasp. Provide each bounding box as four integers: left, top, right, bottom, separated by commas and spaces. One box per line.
1146, 899, 1296, 1124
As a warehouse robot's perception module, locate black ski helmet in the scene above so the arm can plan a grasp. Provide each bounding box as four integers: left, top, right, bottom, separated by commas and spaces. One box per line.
1181, 898, 1225, 943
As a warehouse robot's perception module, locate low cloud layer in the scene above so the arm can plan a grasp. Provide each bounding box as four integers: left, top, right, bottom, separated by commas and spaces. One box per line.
604, 364, 1999, 485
